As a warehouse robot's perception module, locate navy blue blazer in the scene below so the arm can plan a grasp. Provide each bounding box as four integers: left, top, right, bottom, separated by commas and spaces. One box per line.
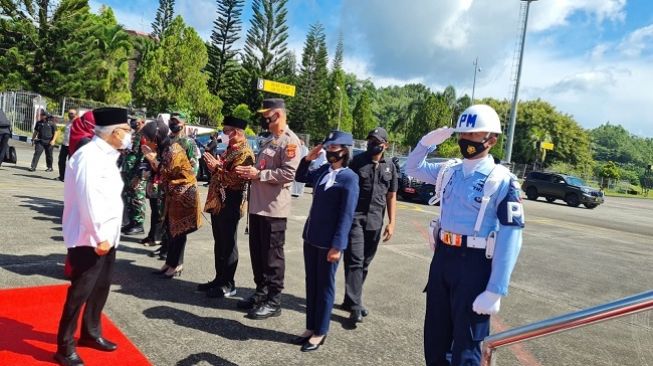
295, 158, 359, 250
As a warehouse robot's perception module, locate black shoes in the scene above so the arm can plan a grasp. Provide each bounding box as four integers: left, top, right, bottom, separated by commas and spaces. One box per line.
122, 225, 144, 235
300, 336, 326, 352
29, 167, 35, 172
46, 167, 53, 172
196, 280, 217, 292
341, 303, 369, 317
350, 309, 364, 323
246, 302, 281, 319
291, 334, 312, 345
207, 285, 237, 299
237, 295, 263, 310
54, 351, 84, 366
77, 337, 118, 352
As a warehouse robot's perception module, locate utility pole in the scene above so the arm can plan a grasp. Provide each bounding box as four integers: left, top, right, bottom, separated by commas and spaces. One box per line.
505, 0, 538, 163
471, 57, 481, 104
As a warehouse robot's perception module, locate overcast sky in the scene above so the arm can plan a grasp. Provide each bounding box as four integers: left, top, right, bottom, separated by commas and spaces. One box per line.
91, 0, 653, 137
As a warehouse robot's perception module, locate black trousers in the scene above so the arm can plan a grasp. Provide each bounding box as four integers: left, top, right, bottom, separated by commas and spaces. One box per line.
165, 230, 187, 268
248, 214, 286, 306
210, 190, 243, 288
58, 145, 69, 180
31, 140, 53, 169
0, 133, 10, 167
343, 218, 382, 310
147, 197, 165, 242
57, 247, 116, 355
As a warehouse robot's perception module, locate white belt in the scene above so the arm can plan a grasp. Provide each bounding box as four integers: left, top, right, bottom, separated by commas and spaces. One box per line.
439, 230, 487, 249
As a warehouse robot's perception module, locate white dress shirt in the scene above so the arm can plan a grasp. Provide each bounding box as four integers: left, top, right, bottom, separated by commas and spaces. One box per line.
62, 136, 124, 249
319, 166, 345, 190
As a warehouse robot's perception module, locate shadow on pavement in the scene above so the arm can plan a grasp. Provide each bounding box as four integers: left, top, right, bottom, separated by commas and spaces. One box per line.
143, 305, 296, 344
13, 173, 58, 181
176, 352, 238, 366
0, 253, 68, 281
14, 195, 63, 223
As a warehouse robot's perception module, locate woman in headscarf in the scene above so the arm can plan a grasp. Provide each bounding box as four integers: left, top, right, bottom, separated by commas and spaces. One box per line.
140, 120, 201, 278
292, 131, 359, 352
68, 111, 95, 155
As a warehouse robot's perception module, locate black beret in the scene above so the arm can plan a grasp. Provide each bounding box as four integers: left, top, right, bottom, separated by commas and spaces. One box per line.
223, 115, 248, 129
258, 98, 285, 113
93, 107, 128, 126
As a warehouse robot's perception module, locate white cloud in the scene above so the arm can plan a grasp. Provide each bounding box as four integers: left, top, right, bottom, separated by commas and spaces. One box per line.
529, 0, 626, 31
617, 24, 653, 57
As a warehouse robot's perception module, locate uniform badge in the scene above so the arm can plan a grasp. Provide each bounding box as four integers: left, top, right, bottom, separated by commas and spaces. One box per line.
286, 143, 297, 158
259, 159, 266, 170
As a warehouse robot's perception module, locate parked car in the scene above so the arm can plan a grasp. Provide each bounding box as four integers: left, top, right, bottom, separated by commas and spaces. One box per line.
521, 171, 604, 209
398, 157, 453, 204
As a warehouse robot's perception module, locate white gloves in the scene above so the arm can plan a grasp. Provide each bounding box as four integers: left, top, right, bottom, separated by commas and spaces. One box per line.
419, 127, 454, 147
472, 290, 502, 315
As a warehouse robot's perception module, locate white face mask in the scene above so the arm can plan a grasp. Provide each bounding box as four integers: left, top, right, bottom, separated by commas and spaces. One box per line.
121, 132, 133, 150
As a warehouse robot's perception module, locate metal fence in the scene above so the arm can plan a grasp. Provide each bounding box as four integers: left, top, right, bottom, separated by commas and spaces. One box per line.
0, 91, 116, 135
0, 91, 46, 135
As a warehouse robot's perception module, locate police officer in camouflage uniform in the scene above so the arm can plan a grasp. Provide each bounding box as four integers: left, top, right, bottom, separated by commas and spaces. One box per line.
122, 115, 148, 235
235, 98, 302, 320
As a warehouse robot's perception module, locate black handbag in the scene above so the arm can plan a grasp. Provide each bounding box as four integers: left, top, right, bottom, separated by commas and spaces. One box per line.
3, 146, 17, 164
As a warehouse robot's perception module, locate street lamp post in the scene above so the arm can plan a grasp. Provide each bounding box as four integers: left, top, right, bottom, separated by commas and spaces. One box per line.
472, 57, 481, 104
505, 0, 538, 164
336, 86, 343, 131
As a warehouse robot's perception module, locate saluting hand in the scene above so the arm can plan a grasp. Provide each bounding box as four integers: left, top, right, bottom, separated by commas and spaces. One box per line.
326, 248, 341, 263
305, 144, 323, 161
95, 241, 112, 256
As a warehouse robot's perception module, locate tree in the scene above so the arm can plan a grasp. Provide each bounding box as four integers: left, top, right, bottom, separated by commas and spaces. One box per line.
207, 0, 245, 113
241, 0, 290, 110
405, 92, 455, 156
352, 90, 377, 139
323, 33, 352, 133
134, 16, 222, 124
0, 0, 94, 95
151, 0, 175, 39
599, 161, 620, 189
292, 23, 329, 136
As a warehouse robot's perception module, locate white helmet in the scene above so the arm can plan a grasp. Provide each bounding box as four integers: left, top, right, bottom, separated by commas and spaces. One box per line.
454, 104, 502, 134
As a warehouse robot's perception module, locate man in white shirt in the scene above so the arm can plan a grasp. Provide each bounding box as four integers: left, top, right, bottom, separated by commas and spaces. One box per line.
54, 107, 131, 366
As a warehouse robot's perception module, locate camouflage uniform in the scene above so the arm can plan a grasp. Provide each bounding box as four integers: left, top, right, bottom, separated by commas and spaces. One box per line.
122, 130, 147, 227
171, 135, 200, 176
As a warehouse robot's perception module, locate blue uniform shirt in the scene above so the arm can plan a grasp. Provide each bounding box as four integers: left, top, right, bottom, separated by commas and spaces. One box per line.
405, 142, 524, 295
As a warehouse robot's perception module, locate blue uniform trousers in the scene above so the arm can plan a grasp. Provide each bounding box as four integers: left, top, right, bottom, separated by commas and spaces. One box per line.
424, 239, 492, 366
304, 242, 339, 335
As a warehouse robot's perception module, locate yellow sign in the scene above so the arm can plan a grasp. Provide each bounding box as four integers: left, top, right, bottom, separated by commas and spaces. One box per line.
541, 142, 554, 150
257, 78, 296, 97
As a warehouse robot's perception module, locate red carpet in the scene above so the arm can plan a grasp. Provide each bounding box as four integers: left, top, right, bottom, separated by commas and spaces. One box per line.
0, 284, 151, 366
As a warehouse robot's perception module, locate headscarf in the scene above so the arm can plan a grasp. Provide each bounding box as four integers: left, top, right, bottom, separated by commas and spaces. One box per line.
69, 111, 95, 155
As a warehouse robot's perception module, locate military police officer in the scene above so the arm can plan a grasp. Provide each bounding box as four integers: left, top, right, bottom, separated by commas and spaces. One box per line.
342, 127, 398, 325
405, 105, 524, 366
235, 98, 302, 319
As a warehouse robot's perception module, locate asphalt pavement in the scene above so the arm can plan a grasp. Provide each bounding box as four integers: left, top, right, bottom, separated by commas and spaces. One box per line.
1, 141, 651, 366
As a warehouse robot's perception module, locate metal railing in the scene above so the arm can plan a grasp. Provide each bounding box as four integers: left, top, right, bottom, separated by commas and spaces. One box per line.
481, 290, 653, 366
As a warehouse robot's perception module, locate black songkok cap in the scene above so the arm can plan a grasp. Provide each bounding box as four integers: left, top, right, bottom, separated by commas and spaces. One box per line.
223, 115, 248, 129
93, 107, 128, 126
